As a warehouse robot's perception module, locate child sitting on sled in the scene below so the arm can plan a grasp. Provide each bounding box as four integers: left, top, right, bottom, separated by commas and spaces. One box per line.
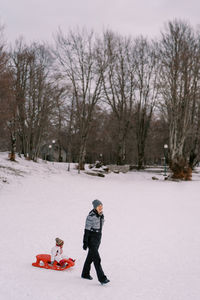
51, 237, 74, 268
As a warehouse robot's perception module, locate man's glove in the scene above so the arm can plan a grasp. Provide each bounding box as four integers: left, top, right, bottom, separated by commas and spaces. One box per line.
83, 229, 90, 250
83, 243, 88, 250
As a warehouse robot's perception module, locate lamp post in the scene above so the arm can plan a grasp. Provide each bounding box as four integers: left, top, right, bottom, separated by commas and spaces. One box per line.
49, 145, 52, 161
52, 140, 55, 162
163, 144, 168, 176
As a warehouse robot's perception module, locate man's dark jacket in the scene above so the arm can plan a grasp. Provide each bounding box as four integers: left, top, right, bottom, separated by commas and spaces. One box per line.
83, 209, 104, 249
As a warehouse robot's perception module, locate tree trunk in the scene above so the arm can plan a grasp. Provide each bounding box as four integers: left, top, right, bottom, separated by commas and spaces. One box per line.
78, 139, 87, 171
117, 130, 126, 165
137, 143, 145, 170
10, 132, 16, 161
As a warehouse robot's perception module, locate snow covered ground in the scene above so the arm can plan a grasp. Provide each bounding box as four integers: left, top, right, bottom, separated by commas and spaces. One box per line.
1, 152, 200, 300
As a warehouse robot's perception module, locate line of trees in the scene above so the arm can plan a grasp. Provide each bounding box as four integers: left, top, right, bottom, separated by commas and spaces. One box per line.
1, 20, 200, 179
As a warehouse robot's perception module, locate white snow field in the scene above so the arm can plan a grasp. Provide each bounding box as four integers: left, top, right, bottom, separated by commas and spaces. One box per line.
1, 152, 200, 300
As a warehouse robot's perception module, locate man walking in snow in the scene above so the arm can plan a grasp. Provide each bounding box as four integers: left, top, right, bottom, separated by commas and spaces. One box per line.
81, 199, 110, 285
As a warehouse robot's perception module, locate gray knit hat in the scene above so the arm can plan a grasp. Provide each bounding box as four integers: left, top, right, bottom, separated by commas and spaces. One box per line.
55, 237, 64, 246
92, 199, 103, 209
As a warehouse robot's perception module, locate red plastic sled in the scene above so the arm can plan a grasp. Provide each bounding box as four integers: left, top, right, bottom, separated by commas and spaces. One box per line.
32, 254, 75, 271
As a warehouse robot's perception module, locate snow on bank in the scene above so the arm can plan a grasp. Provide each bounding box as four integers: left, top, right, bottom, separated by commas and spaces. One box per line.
1, 152, 200, 300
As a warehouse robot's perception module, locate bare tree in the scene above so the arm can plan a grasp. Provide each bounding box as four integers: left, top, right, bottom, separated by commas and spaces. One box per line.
66, 91, 75, 170
51, 84, 66, 161
133, 37, 159, 169
0, 25, 16, 159
51, 82, 76, 166
187, 32, 200, 168
54, 28, 105, 170
159, 20, 197, 179
11, 39, 55, 161
102, 31, 135, 165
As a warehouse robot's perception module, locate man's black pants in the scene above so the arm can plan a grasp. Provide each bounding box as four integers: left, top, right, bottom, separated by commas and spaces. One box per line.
82, 234, 107, 282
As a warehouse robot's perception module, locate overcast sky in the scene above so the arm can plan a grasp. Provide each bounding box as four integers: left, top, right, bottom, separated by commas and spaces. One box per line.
1, 0, 200, 44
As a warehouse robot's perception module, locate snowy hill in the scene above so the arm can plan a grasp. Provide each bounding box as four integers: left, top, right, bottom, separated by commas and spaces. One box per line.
1, 152, 200, 300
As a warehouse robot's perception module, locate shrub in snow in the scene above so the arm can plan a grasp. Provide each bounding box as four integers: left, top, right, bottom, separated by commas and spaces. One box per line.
8, 153, 16, 161
170, 158, 192, 180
